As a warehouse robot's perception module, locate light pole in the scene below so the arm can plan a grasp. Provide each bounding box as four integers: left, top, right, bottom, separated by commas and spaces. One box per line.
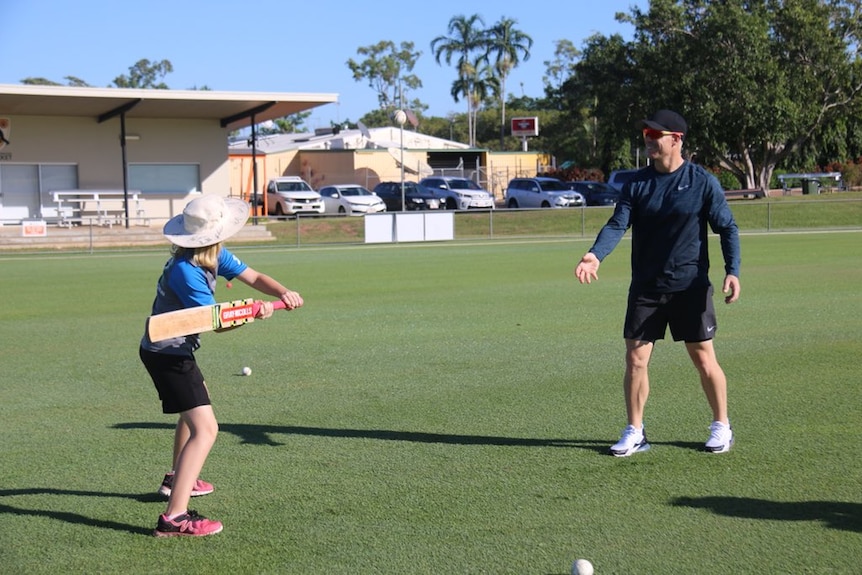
394, 109, 407, 211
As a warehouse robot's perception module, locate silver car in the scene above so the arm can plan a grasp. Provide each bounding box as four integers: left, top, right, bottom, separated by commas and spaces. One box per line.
505, 177, 585, 208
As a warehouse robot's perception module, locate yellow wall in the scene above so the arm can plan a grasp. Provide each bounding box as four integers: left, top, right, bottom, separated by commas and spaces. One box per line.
5, 114, 229, 222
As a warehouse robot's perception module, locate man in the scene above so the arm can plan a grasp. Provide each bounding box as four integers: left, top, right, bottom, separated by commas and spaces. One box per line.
574, 109, 740, 456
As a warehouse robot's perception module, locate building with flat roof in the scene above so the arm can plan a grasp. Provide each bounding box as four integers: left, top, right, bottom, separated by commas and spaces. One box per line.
0, 84, 336, 226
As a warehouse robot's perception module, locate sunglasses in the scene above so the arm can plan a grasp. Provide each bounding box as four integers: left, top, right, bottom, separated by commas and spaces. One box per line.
642, 128, 683, 139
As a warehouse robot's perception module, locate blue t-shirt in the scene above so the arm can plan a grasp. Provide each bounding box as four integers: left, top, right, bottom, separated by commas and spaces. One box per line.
141, 247, 248, 355
589, 162, 740, 293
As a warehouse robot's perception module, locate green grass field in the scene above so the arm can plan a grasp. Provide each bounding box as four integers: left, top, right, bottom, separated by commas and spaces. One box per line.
1, 231, 860, 574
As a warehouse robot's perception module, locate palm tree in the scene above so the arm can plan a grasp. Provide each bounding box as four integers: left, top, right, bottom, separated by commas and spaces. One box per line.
485, 17, 533, 148
431, 14, 487, 145
450, 59, 500, 146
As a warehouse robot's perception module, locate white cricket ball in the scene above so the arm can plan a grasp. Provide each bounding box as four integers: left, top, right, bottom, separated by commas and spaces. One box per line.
241, 366, 252, 376
572, 559, 594, 575
393, 109, 407, 125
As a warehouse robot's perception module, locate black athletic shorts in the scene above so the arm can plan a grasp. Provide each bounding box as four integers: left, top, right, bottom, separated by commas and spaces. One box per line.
139, 347, 211, 414
624, 285, 717, 343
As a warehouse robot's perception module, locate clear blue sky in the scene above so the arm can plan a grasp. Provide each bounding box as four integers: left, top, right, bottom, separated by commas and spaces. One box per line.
1, 0, 644, 129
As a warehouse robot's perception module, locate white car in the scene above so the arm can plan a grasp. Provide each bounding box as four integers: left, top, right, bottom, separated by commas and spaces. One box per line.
265, 176, 324, 217
318, 185, 387, 215
419, 176, 496, 210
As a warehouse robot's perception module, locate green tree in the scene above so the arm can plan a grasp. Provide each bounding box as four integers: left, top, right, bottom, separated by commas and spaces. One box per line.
256, 112, 312, 134
346, 40, 424, 112
431, 14, 489, 146
543, 40, 580, 95
449, 59, 500, 146
485, 17, 533, 148
562, 33, 636, 171
112, 59, 174, 89
576, 0, 862, 189
21, 76, 91, 86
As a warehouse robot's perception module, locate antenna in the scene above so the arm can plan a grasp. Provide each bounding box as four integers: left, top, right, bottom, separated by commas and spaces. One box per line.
404, 109, 419, 128
357, 121, 371, 139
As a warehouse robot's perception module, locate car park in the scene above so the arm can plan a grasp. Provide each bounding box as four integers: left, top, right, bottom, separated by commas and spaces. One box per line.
568, 181, 620, 206
419, 176, 495, 210
318, 184, 387, 215
504, 177, 585, 208
606, 168, 641, 193
265, 176, 324, 217
372, 181, 443, 211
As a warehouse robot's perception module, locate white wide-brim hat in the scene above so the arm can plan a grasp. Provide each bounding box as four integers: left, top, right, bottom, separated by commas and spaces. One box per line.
163, 194, 250, 248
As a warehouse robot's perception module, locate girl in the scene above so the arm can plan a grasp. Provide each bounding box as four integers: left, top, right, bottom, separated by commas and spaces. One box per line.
140, 194, 303, 537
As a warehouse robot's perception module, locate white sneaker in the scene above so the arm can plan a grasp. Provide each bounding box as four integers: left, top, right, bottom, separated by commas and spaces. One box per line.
609, 424, 650, 457
704, 421, 734, 453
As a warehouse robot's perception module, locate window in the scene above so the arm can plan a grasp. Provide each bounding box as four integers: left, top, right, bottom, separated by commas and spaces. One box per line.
0, 163, 77, 220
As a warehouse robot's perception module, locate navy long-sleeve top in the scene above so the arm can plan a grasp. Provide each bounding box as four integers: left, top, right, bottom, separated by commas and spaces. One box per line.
589, 161, 740, 293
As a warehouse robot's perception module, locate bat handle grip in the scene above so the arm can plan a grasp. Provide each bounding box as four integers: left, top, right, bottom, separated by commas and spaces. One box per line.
252, 299, 288, 317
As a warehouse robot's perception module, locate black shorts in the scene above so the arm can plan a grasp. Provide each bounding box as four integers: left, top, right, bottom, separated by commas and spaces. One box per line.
624, 286, 717, 343
139, 348, 211, 414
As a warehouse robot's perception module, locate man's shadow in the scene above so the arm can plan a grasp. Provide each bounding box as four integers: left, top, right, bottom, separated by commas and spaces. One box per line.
672, 496, 862, 532
114, 421, 709, 453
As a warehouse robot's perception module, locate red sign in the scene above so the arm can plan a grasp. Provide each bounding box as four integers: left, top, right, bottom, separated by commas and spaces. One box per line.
21, 220, 47, 237
511, 116, 539, 137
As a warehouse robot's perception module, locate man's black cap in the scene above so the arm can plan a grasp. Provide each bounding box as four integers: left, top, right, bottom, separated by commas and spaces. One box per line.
641, 110, 687, 136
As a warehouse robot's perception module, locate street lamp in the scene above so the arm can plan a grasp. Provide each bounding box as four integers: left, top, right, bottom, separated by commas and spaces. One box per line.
394, 109, 407, 211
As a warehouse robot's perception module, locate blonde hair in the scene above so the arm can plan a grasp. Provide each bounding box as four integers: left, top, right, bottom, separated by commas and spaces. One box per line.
172, 242, 222, 272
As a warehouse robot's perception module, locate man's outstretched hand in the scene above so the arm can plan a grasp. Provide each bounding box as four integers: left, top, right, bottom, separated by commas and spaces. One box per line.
575, 253, 600, 284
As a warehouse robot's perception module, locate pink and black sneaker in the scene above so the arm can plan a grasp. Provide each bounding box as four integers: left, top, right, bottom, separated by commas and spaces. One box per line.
153, 510, 223, 538
158, 473, 214, 498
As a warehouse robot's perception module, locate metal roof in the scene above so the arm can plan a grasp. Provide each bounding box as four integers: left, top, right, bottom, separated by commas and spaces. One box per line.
0, 84, 338, 131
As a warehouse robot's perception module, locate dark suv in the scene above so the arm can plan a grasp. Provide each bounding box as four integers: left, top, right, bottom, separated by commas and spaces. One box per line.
568, 181, 620, 206
373, 181, 443, 211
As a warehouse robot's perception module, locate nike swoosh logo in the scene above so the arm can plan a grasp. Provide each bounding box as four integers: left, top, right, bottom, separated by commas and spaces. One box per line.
707, 326, 716, 332
678, 185, 690, 191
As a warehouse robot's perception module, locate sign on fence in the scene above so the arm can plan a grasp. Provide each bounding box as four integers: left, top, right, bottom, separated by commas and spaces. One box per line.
21, 219, 47, 237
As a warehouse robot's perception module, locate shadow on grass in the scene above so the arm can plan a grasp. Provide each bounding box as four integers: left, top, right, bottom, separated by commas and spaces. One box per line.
0, 488, 157, 535
671, 496, 862, 533
113, 421, 612, 454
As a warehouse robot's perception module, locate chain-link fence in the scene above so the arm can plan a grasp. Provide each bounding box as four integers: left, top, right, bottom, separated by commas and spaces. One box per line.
2, 198, 860, 254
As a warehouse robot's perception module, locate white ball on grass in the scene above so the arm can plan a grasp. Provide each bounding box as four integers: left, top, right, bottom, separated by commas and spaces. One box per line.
572, 558, 594, 575
241, 366, 252, 376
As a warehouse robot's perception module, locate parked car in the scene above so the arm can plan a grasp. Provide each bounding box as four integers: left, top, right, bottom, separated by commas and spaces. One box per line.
372, 181, 443, 211
318, 184, 387, 215
568, 181, 620, 206
265, 176, 324, 217
505, 177, 585, 209
419, 176, 496, 210
606, 168, 641, 193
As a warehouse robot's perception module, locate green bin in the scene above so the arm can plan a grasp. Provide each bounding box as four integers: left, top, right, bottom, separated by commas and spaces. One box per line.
801, 179, 820, 195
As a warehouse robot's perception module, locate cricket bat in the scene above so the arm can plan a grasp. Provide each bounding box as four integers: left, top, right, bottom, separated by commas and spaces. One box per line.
147, 299, 286, 342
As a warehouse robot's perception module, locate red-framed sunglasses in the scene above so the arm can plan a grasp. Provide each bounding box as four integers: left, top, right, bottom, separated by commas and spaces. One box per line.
642, 128, 683, 139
